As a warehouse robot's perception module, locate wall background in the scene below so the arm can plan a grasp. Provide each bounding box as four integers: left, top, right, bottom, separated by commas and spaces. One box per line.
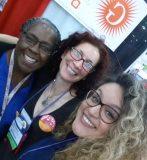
43, 1, 147, 73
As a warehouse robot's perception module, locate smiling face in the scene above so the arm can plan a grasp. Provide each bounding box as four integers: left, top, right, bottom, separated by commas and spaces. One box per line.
72, 82, 124, 139
14, 23, 57, 74
59, 42, 100, 84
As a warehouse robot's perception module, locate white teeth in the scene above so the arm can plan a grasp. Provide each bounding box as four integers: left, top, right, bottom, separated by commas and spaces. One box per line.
67, 66, 76, 75
83, 115, 94, 127
24, 55, 36, 64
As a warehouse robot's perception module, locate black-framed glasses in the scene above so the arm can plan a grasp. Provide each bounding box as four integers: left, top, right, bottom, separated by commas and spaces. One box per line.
70, 47, 94, 72
86, 90, 121, 124
22, 31, 53, 56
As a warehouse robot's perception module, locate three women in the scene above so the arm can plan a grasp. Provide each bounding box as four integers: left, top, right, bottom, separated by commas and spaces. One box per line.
0, 17, 145, 160
0, 31, 110, 160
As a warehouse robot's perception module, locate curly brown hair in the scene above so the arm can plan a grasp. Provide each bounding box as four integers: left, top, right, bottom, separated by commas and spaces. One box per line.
33, 31, 110, 97
54, 74, 146, 160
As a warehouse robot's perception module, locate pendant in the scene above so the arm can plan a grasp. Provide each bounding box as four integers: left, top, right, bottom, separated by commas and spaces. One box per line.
42, 97, 49, 107
42, 79, 56, 107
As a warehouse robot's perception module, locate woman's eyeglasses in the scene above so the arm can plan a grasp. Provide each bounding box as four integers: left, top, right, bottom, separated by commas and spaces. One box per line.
22, 31, 53, 56
70, 47, 94, 72
86, 90, 121, 124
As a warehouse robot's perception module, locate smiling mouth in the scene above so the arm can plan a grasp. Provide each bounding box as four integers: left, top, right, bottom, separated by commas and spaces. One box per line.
82, 114, 95, 128
24, 54, 37, 64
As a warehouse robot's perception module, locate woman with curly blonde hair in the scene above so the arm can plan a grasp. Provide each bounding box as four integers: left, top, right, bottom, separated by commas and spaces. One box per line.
53, 73, 146, 160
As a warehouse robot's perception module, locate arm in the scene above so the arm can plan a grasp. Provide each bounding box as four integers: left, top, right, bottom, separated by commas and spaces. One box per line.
0, 34, 18, 44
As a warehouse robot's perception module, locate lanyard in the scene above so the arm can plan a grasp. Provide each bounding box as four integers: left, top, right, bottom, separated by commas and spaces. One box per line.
6, 84, 49, 151
0, 49, 31, 120
14, 78, 69, 118
7, 83, 69, 151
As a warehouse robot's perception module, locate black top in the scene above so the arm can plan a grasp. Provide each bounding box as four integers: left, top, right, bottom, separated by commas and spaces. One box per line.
0, 83, 81, 160
20, 90, 80, 152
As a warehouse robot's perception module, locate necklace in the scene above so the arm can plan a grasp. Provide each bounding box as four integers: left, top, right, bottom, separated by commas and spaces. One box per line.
41, 79, 56, 106
47, 79, 56, 98
42, 79, 69, 107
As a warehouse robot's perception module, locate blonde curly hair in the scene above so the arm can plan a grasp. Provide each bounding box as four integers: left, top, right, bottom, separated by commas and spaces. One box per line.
54, 74, 146, 160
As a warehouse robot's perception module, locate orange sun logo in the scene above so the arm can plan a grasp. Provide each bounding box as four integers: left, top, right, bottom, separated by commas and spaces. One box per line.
97, 0, 136, 36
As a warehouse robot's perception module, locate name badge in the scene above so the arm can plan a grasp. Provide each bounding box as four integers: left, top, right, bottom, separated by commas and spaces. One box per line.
7, 108, 32, 150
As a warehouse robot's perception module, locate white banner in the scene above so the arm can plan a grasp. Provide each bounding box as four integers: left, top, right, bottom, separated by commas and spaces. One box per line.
55, 0, 147, 51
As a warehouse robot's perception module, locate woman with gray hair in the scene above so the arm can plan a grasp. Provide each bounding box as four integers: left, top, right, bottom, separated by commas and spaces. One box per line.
0, 17, 61, 138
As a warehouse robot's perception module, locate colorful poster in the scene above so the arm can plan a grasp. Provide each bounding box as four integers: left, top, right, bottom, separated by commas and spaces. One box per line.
55, 0, 147, 51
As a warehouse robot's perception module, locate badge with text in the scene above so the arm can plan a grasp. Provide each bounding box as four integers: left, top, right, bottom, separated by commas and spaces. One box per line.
7, 108, 32, 150
39, 115, 56, 133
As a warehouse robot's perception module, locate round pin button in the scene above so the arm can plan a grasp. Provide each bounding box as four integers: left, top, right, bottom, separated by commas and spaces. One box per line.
39, 115, 56, 132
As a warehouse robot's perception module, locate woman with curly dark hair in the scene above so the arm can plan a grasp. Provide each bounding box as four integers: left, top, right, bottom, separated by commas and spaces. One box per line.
0, 31, 110, 160
58, 32, 109, 97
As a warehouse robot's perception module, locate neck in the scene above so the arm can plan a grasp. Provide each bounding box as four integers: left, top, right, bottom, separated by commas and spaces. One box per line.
52, 72, 72, 95
7, 50, 28, 87
13, 65, 27, 81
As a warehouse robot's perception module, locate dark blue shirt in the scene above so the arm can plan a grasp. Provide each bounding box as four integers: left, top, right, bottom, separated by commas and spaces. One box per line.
0, 52, 33, 138
17, 133, 77, 160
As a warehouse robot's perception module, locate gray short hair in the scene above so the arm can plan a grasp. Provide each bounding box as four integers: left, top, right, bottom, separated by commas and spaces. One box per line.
21, 17, 61, 45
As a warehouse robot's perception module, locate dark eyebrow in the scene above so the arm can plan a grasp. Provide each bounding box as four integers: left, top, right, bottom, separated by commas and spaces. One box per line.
77, 48, 93, 64
98, 89, 122, 112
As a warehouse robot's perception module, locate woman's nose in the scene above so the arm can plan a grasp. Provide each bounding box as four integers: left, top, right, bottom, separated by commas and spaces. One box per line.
88, 105, 101, 119
30, 43, 40, 53
73, 60, 83, 70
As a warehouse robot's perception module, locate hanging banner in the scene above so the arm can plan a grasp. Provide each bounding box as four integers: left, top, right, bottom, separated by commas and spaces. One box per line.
55, 0, 147, 51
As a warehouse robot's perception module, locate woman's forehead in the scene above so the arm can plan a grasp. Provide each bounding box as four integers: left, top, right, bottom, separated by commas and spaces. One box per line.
97, 83, 124, 109
75, 42, 100, 64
